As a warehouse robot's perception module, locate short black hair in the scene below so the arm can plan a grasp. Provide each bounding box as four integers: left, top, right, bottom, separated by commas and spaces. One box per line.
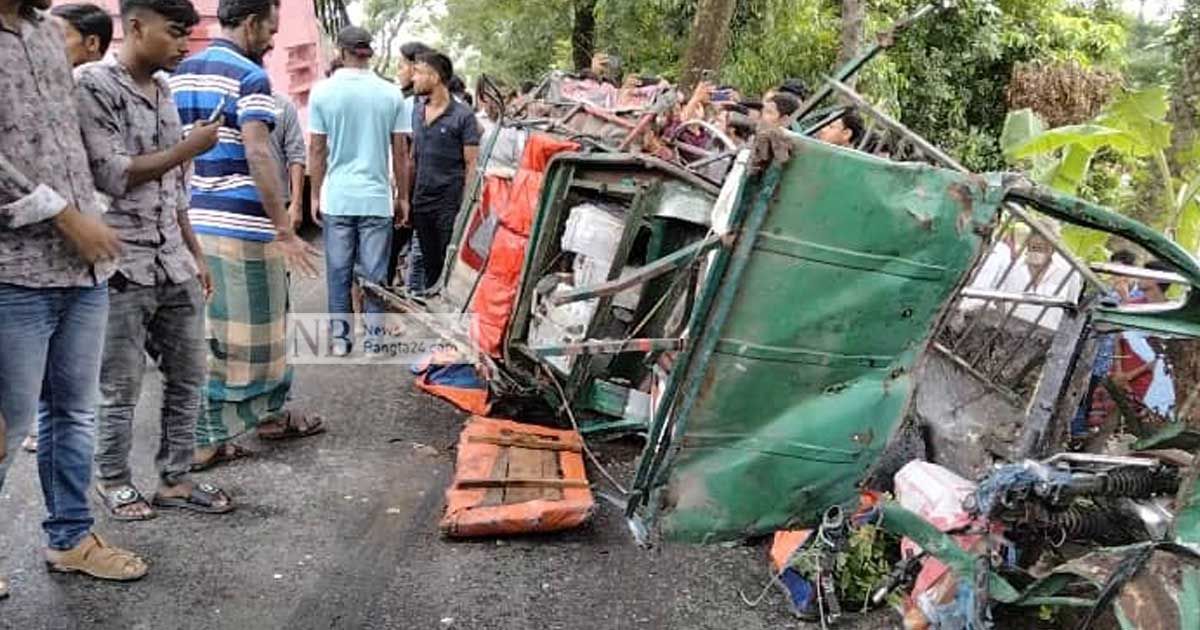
217, 0, 278, 28
415, 51, 453, 86
400, 41, 433, 63
1145, 259, 1175, 294
769, 93, 801, 118
51, 3, 114, 55
119, 0, 200, 27
448, 74, 466, 95
840, 109, 865, 145
778, 78, 809, 101
1110, 250, 1138, 266
519, 80, 536, 95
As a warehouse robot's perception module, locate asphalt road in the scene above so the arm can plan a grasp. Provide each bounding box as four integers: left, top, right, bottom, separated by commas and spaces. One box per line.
0, 272, 901, 630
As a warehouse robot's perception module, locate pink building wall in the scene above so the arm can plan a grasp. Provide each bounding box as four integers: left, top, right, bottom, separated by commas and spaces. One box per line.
55, 0, 328, 125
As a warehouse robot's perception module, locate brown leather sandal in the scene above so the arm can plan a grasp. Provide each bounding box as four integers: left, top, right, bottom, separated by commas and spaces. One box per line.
45, 533, 148, 582
257, 410, 325, 441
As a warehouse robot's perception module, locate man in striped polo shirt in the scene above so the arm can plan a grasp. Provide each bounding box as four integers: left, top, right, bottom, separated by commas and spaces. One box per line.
171, 0, 323, 471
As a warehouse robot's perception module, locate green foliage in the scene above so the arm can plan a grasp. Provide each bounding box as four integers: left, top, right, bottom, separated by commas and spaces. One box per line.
434, 0, 1137, 174
437, 0, 574, 83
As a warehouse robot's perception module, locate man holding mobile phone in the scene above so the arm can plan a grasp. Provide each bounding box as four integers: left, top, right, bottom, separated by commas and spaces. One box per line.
75, 0, 234, 522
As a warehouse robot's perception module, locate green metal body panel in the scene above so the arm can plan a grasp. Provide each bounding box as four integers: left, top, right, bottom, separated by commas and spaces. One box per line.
640, 137, 1005, 542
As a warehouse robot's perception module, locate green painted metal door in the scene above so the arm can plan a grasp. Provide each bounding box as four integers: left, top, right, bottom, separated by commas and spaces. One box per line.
634, 137, 1006, 542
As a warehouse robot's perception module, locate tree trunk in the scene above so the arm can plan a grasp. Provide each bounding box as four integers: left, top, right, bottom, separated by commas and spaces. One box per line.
1168, 0, 1200, 174
572, 0, 598, 73
837, 0, 866, 84
679, 0, 738, 90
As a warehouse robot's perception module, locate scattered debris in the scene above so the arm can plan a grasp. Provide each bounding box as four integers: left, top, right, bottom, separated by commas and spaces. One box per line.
441, 417, 594, 538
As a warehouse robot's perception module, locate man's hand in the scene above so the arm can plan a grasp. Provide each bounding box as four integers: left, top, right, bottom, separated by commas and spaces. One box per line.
275, 229, 320, 278
394, 197, 410, 228
310, 196, 323, 227
54, 206, 123, 264
196, 257, 214, 300
181, 117, 223, 159
287, 200, 304, 231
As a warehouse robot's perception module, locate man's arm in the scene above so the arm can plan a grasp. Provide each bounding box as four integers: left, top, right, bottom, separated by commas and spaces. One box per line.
281, 100, 307, 227
75, 74, 219, 195
460, 113, 483, 209
462, 144, 479, 205
243, 119, 318, 275
243, 120, 289, 230
307, 132, 328, 226
174, 169, 212, 297
0, 151, 122, 262
391, 133, 409, 226
0, 152, 68, 228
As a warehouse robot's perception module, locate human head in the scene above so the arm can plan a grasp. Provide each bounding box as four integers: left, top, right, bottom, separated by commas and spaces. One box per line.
119, 0, 200, 72
217, 0, 279, 62
21, 0, 54, 14
412, 51, 452, 97
397, 41, 433, 91
590, 52, 620, 83
814, 110, 864, 147
1110, 250, 1137, 266
448, 75, 466, 97
778, 78, 809, 102
51, 3, 114, 67
1025, 234, 1055, 272
336, 25, 373, 67
1143, 260, 1175, 302
762, 93, 800, 127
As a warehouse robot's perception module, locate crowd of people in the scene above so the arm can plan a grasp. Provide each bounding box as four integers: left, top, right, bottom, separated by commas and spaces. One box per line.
0, 0, 493, 598
4, 0, 1172, 606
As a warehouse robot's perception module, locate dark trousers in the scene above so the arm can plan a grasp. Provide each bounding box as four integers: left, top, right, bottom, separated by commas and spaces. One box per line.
386, 226, 412, 287
412, 209, 456, 289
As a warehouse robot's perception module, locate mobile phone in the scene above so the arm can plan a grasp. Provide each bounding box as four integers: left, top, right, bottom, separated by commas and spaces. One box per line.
711, 89, 734, 102
206, 96, 228, 124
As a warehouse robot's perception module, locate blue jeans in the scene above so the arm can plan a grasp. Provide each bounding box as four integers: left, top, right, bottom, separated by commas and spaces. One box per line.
0, 283, 106, 550
323, 215, 393, 350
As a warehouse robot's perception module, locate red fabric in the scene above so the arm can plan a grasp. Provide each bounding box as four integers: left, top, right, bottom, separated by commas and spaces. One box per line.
469, 135, 579, 356
459, 177, 512, 270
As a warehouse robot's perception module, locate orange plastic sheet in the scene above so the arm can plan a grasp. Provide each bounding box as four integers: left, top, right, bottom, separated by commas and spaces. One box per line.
441, 416, 594, 538
469, 134, 579, 356
412, 350, 491, 416
458, 177, 512, 271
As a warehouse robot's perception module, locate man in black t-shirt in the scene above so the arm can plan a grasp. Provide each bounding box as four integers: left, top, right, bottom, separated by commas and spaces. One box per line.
407, 51, 481, 289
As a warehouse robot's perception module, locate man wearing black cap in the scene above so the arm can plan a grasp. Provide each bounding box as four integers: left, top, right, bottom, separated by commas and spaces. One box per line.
308, 25, 411, 356
409, 51, 481, 289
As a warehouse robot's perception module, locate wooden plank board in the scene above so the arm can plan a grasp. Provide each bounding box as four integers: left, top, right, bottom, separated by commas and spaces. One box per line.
482, 447, 511, 507
505, 447, 549, 503
467, 434, 582, 453
457, 478, 588, 490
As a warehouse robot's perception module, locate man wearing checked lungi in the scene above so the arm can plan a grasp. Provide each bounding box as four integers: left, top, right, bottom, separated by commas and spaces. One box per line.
171, 0, 324, 471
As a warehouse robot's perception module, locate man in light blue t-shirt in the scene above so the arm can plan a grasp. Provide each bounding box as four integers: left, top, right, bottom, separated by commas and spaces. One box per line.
309, 26, 411, 356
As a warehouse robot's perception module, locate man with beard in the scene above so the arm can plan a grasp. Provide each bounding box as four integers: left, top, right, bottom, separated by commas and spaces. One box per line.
170, 0, 322, 472
1, 0, 143, 595
75, 0, 234, 521
387, 40, 433, 292
409, 51, 481, 289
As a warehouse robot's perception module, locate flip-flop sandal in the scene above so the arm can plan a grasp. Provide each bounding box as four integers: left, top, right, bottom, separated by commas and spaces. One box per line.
96, 485, 157, 522
152, 483, 235, 515
190, 443, 254, 472
258, 411, 326, 441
